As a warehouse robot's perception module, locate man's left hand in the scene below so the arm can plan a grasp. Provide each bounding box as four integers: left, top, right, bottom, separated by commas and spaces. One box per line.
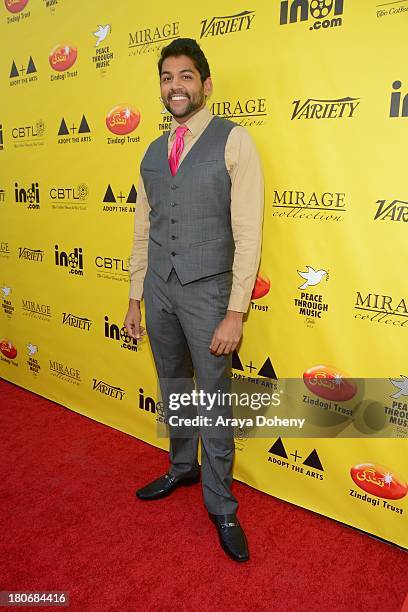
209, 310, 244, 356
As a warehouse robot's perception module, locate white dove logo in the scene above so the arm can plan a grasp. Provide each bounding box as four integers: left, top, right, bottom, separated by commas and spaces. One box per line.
93, 24, 110, 47
27, 343, 38, 356
298, 266, 327, 289
390, 375, 408, 399
1, 286, 11, 297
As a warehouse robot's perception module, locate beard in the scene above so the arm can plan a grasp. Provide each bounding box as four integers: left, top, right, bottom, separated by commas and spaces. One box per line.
163, 88, 206, 118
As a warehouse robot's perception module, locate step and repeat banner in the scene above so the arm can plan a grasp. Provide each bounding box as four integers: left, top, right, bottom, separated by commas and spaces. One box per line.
0, 0, 407, 548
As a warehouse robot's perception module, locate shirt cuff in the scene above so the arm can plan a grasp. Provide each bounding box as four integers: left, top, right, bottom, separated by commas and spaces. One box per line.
129, 281, 144, 301
227, 288, 253, 314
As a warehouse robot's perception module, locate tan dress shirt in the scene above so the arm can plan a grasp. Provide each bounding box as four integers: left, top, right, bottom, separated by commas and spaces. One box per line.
128, 105, 264, 313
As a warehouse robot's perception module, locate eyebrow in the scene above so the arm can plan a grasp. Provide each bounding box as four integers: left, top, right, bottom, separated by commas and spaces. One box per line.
161, 68, 195, 76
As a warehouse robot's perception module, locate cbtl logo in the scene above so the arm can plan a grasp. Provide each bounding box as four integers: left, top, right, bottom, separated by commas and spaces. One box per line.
106, 105, 141, 135
303, 365, 357, 401
0, 339, 17, 359
49, 44, 77, 72
251, 272, 270, 299
4, 0, 29, 12
350, 463, 407, 500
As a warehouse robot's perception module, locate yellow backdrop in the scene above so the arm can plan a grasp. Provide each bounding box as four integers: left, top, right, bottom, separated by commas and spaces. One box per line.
1, 0, 407, 549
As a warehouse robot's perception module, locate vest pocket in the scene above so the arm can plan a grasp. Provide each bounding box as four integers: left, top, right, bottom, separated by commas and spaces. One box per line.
190, 236, 224, 247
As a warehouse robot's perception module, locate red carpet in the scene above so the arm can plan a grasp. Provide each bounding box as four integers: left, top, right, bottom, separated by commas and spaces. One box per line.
0, 378, 407, 612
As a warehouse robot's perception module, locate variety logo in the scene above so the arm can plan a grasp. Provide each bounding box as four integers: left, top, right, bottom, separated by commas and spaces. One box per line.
354, 292, 408, 328
4, 0, 29, 12
102, 183, 137, 212
374, 198, 408, 222
9, 56, 37, 85
280, 0, 344, 31
14, 181, 40, 209
21, 297, 51, 321
350, 463, 407, 501
106, 105, 141, 139
92, 378, 125, 400
0, 339, 17, 359
58, 115, 91, 143
303, 365, 357, 402
104, 315, 139, 352
49, 183, 89, 210
11, 119, 45, 147
62, 312, 92, 331
54, 244, 84, 276
49, 43, 77, 72
128, 22, 180, 56
211, 97, 267, 127
18, 247, 44, 262
200, 10, 255, 38
49, 359, 81, 384
291, 96, 360, 120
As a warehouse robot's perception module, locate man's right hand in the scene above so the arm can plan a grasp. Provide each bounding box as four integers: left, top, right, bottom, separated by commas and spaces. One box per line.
124, 299, 146, 340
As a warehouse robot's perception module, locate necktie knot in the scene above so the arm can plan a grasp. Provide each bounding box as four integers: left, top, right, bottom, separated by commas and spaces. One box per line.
169, 125, 189, 176
176, 125, 189, 138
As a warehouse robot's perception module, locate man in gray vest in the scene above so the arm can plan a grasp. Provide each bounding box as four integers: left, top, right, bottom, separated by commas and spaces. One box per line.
124, 38, 264, 562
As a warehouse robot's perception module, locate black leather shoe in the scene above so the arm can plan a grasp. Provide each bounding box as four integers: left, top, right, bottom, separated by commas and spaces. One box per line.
135, 469, 200, 501
209, 513, 249, 562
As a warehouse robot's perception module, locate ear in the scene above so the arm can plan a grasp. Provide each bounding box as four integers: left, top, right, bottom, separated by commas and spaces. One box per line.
204, 76, 213, 99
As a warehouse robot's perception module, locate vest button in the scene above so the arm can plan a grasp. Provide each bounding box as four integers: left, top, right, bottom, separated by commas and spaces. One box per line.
171, 185, 177, 190
171, 251, 176, 256
171, 235, 177, 240
170, 219, 176, 223
170, 202, 175, 207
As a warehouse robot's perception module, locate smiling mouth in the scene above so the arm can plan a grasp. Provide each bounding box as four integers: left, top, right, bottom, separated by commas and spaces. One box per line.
170, 95, 189, 102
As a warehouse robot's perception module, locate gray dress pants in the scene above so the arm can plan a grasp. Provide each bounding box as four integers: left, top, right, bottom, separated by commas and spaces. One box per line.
143, 265, 238, 515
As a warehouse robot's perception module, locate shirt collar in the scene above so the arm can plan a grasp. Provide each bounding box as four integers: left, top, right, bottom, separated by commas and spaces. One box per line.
169, 105, 212, 139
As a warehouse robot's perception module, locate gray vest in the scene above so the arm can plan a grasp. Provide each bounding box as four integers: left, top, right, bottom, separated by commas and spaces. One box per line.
141, 116, 237, 284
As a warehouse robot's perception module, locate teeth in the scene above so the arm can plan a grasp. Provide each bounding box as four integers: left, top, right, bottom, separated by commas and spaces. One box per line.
171, 95, 187, 100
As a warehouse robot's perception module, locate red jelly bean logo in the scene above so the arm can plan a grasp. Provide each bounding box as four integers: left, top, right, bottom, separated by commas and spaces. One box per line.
4, 0, 29, 13
49, 44, 77, 72
350, 463, 408, 500
303, 365, 357, 402
106, 105, 141, 135
0, 339, 17, 359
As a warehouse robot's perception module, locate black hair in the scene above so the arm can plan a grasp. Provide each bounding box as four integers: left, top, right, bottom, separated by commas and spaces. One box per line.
158, 38, 211, 82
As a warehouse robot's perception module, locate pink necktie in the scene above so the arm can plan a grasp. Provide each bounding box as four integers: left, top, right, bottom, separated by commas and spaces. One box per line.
169, 125, 189, 176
